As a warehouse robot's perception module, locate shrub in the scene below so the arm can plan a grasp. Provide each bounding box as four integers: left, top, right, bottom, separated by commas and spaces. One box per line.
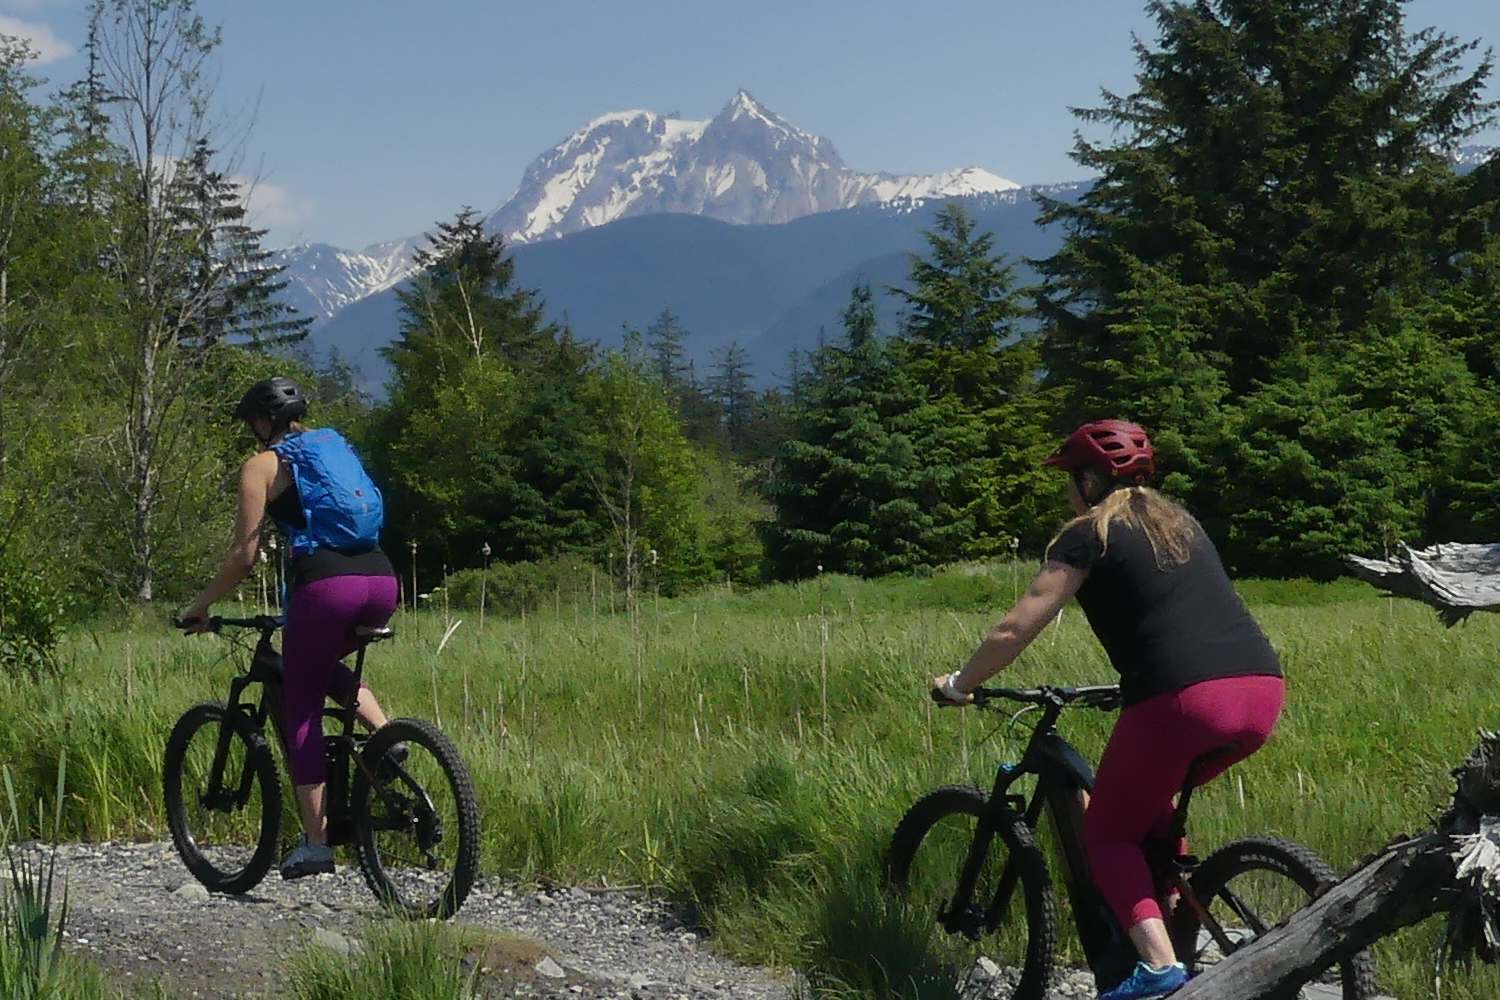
0, 567, 66, 681
441, 555, 599, 616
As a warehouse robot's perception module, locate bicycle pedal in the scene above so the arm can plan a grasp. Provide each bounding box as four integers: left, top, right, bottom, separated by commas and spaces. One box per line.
1173, 854, 1201, 874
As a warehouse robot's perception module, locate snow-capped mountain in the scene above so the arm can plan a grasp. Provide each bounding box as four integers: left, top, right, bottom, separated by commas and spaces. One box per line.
486, 90, 1018, 243
274, 237, 421, 322
274, 90, 1018, 321
1455, 144, 1495, 174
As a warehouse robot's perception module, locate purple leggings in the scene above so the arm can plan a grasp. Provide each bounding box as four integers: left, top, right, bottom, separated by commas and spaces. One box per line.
281, 574, 399, 785
1082, 674, 1286, 930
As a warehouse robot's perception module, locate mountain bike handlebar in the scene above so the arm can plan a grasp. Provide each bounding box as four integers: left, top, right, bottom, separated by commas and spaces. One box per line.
174, 614, 284, 634
969, 684, 1122, 711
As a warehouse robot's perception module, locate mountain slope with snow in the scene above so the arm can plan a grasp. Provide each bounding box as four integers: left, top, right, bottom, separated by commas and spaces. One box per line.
485, 90, 1019, 244
274, 90, 1020, 322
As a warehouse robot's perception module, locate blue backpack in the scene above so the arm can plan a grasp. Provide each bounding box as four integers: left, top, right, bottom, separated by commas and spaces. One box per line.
271, 428, 384, 557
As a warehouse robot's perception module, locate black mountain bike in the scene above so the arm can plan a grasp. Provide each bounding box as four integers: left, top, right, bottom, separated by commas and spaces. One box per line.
888, 684, 1377, 999
163, 615, 481, 918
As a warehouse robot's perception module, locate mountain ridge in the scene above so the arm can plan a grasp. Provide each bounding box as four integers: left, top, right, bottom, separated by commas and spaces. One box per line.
274, 90, 1021, 323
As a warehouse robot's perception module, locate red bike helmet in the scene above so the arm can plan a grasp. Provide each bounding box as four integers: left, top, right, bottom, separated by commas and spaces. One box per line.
1044, 419, 1155, 485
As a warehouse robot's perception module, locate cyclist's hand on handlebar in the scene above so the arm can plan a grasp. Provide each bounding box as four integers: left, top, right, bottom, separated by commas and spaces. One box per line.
931, 672, 974, 707
176, 602, 212, 635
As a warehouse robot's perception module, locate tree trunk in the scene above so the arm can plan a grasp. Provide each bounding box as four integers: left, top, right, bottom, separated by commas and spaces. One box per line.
1173, 836, 1454, 999
1170, 734, 1500, 998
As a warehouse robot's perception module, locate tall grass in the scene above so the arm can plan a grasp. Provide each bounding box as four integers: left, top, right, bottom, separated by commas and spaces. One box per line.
290, 921, 477, 1000
1, 565, 1496, 998
0, 763, 167, 1000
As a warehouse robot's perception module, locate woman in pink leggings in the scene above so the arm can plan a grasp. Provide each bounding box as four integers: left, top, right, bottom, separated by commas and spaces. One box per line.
933, 420, 1283, 1000
182, 377, 400, 880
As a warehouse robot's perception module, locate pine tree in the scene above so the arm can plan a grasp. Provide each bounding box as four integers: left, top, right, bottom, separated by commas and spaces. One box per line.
169, 139, 310, 352
767, 283, 970, 577
374, 208, 601, 575
707, 340, 755, 455
1034, 0, 1498, 569
645, 307, 691, 389
891, 205, 1059, 554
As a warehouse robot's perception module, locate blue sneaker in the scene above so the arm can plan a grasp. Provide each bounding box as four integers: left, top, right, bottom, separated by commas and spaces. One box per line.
1098, 961, 1188, 1000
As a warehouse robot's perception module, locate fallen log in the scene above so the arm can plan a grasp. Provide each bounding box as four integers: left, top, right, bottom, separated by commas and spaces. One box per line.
1170, 733, 1500, 999
1346, 543, 1500, 625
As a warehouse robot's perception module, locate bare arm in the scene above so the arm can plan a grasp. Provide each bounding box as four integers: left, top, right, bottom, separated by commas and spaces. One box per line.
933, 561, 1088, 703
182, 452, 276, 625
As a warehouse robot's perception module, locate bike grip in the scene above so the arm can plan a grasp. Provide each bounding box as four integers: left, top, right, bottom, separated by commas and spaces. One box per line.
930, 686, 961, 706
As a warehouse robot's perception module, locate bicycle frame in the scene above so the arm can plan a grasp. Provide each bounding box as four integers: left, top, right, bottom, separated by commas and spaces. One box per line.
943, 693, 1138, 986
199, 619, 423, 849
939, 687, 1262, 992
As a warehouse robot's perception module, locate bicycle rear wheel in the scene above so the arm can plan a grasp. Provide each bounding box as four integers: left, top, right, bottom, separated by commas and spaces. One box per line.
887, 785, 1056, 1000
351, 717, 480, 918
1174, 836, 1378, 999
163, 702, 281, 894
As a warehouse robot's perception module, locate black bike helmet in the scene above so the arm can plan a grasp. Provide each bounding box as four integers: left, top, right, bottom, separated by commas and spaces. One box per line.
233, 376, 308, 424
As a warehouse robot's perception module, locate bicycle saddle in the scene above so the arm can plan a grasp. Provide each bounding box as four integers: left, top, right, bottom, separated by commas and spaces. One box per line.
355, 625, 395, 643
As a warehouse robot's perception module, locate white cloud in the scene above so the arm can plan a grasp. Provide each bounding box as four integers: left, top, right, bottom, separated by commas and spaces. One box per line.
238, 177, 314, 232
0, 15, 73, 65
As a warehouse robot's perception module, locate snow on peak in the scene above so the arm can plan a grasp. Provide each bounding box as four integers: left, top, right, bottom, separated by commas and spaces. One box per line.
485, 92, 1017, 244
276, 94, 1025, 324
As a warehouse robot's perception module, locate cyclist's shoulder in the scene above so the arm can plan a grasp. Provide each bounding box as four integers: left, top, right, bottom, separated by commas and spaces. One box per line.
240, 448, 280, 480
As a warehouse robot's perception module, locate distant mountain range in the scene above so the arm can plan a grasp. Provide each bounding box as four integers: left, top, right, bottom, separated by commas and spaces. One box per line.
308, 185, 1086, 388
271, 95, 1495, 390
274, 90, 1020, 326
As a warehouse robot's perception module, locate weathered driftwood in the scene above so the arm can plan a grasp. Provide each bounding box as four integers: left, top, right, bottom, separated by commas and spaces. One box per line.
1346, 543, 1500, 625
1169, 733, 1500, 999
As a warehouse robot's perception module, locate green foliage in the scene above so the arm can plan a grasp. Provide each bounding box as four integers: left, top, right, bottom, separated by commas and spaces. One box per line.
770, 206, 1062, 576
768, 283, 964, 577
1034, 0, 1500, 571
0, 567, 66, 681
442, 555, 598, 615
373, 210, 603, 574
290, 920, 477, 1000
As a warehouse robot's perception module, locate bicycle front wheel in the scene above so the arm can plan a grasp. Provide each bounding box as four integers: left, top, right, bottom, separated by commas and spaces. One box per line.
351, 717, 480, 918
887, 785, 1056, 1000
163, 702, 281, 894
1174, 836, 1378, 999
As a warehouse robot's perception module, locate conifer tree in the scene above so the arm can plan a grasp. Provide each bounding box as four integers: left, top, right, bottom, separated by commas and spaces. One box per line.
768, 283, 970, 577
892, 204, 1058, 553
1034, 0, 1498, 570
169, 139, 310, 351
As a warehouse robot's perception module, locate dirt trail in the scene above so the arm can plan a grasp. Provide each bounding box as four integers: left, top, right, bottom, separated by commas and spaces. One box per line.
38, 841, 791, 999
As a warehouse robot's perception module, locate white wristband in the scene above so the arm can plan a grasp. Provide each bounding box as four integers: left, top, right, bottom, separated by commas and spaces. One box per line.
942, 671, 967, 701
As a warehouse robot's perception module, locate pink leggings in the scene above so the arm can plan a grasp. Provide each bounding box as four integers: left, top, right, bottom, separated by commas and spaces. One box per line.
1083, 674, 1285, 930
281, 574, 399, 785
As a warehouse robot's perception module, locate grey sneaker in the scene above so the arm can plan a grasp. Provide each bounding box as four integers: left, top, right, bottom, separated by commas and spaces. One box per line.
280, 835, 334, 880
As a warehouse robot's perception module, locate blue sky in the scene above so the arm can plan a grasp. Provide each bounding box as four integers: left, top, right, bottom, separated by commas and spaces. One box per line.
6, 0, 1500, 249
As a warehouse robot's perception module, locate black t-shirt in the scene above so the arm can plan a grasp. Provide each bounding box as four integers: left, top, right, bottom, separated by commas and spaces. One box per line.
266, 478, 394, 588
1045, 516, 1281, 706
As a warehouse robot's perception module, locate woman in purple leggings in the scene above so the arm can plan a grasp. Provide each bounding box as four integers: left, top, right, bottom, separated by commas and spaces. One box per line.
181, 376, 400, 880
931, 420, 1284, 1000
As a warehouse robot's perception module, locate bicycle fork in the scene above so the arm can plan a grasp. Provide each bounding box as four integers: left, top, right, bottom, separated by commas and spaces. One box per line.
204, 678, 258, 812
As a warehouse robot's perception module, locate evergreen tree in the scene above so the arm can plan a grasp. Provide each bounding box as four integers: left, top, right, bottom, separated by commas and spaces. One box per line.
645, 307, 691, 389
374, 209, 601, 576
1034, 0, 1498, 570
767, 283, 971, 577
169, 139, 310, 351
891, 206, 1059, 554
707, 340, 755, 454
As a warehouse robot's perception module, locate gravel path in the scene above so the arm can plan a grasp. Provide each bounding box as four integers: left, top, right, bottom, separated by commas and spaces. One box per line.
24, 842, 1381, 1000
35, 841, 793, 999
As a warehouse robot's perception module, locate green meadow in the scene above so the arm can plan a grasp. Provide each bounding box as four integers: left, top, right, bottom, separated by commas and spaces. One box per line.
2, 565, 1495, 998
